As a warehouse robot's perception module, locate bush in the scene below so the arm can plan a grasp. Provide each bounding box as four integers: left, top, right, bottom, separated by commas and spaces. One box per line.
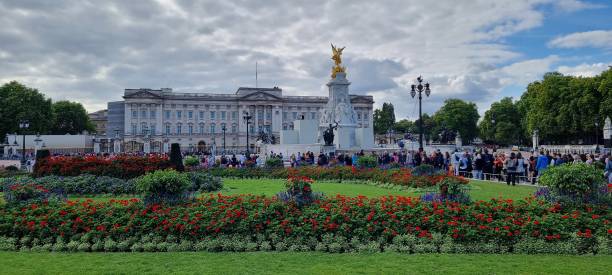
1, 195, 609, 254
2, 177, 66, 205
265, 158, 283, 169
276, 175, 323, 207
187, 172, 223, 192
170, 143, 184, 172
184, 156, 200, 168
136, 169, 192, 205
412, 164, 438, 177
33, 155, 172, 179
5, 165, 19, 172
538, 163, 608, 205
2, 175, 135, 195
356, 156, 378, 169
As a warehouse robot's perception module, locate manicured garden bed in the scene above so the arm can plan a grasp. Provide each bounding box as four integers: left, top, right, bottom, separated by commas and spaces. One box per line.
1, 194, 609, 254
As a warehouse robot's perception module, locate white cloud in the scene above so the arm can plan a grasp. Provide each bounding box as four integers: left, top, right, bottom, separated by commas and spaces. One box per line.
549, 30, 612, 49
557, 62, 610, 77
0, 0, 604, 118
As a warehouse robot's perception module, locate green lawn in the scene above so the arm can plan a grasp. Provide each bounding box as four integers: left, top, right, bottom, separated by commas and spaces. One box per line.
0, 178, 537, 205
220, 178, 537, 201
1, 252, 610, 274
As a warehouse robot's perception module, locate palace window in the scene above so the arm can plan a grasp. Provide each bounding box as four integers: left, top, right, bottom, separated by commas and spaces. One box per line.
199, 111, 204, 120
266, 110, 272, 120
165, 124, 171, 135
132, 110, 138, 119
199, 123, 205, 134
141, 110, 147, 119
131, 124, 137, 135
292, 112, 297, 120
357, 113, 362, 120
221, 111, 226, 120
188, 124, 193, 135
177, 123, 182, 134
311, 112, 316, 119
177, 111, 182, 119
210, 111, 216, 120
165, 110, 171, 119
231, 124, 237, 133
210, 123, 216, 134
232, 111, 238, 120
140, 122, 147, 134
283, 112, 287, 120
150, 124, 156, 135
188, 111, 193, 119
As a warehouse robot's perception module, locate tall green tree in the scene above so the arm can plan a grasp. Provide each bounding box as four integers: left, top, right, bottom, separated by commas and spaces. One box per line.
393, 119, 414, 134
373, 102, 396, 134
516, 69, 611, 144
432, 99, 480, 143
479, 97, 523, 145
414, 113, 436, 142
51, 100, 95, 134
0, 81, 53, 139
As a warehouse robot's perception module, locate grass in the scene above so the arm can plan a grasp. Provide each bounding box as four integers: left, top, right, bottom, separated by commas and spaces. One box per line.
0, 178, 537, 205
1, 252, 610, 274
220, 178, 537, 201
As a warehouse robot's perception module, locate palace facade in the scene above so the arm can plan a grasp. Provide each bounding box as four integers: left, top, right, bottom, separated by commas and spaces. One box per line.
104, 87, 373, 153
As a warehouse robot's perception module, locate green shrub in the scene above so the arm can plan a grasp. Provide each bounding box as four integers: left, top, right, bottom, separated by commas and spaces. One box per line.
5, 165, 19, 172
356, 155, 378, 168
265, 158, 284, 169
135, 169, 192, 205
412, 164, 438, 177
184, 156, 200, 167
188, 172, 223, 192
170, 143, 184, 172
539, 163, 607, 205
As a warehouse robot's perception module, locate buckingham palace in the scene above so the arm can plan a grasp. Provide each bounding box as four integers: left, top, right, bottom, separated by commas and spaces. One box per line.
100, 86, 373, 153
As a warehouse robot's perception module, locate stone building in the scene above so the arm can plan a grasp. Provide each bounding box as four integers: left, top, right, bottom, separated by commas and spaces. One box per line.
88, 109, 108, 136
105, 87, 373, 153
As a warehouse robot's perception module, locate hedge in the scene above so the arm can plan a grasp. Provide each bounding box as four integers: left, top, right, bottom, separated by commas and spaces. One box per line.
0, 195, 609, 254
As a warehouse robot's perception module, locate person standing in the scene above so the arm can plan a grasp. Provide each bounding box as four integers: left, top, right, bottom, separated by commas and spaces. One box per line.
605, 154, 612, 184
505, 152, 517, 186
535, 151, 548, 184
473, 153, 484, 180
516, 153, 526, 183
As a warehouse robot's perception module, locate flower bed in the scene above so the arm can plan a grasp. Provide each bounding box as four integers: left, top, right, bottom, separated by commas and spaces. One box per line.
1, 195, 609, 254
207, 166, 456, 188
33, 155, 173, 179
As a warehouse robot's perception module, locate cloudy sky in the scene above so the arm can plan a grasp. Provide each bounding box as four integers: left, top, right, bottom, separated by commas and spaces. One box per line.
1, 0, 611, 119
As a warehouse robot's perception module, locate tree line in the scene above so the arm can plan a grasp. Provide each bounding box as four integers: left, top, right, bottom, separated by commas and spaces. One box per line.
374, 68, 612, 146
0, 81, 95, 139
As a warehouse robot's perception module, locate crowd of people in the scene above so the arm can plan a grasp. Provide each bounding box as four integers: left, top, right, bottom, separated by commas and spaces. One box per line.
3, 146, 612, 184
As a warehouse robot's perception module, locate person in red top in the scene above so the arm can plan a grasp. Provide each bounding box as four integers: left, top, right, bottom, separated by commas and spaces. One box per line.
493, 153, 505, 181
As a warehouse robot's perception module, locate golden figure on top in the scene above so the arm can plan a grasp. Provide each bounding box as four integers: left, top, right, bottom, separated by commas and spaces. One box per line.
331, 43, 346, 78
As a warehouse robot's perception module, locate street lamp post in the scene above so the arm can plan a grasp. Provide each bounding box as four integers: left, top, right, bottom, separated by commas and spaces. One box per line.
410, 76, 431, 150
491, 114, 496, 149
243, 112, 253, 156
595, 118, 600, 153
19, 120, 29, 165
221, 125, 227, 155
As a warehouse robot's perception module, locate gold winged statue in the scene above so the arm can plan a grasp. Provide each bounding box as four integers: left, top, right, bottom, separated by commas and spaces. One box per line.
331, 43, 346, 78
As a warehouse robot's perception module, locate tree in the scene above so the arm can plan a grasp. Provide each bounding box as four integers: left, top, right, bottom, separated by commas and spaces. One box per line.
373, 102, 396, 134
393, 119, 414, 134
51, 100, 95, 134
0, 81, 53, 139
515, 69, 612, 145
479, 97, 523, 145
432, 99, 480, 143
413, 113, 436, 142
